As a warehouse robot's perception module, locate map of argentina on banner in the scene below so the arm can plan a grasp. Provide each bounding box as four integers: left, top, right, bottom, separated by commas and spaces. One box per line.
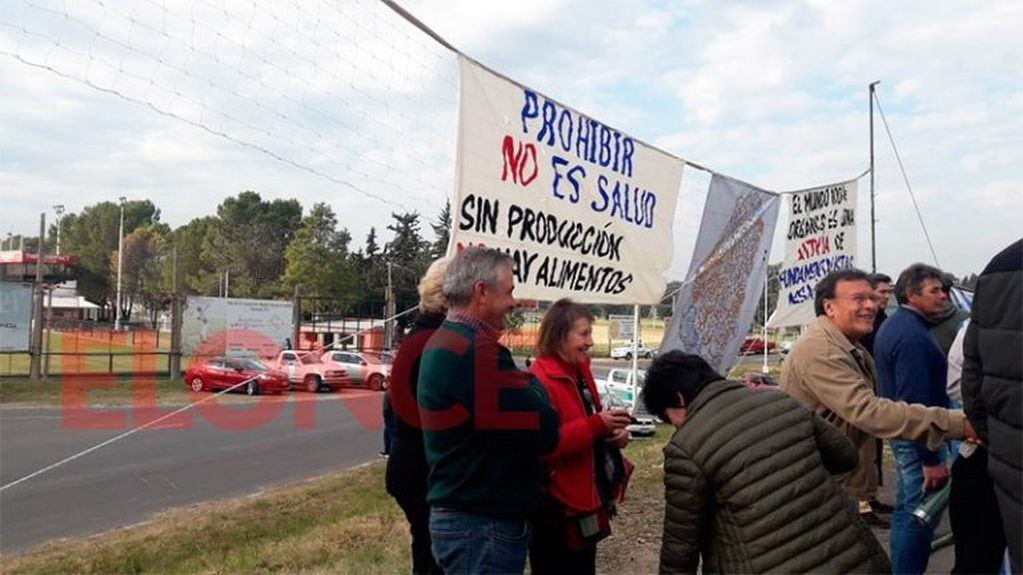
449, 57, 684, 304
659, 175, 780, 374
768, 179, 858, 328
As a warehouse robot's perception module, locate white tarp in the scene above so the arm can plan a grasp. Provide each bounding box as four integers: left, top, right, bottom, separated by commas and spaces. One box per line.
659, 175, 780, 374
448, 57, 685, 304
0, 282, 33, 351
768, 179, 858, 328
182, 296, 293, 358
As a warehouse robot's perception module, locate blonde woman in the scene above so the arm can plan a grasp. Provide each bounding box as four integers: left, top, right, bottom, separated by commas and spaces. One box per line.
385, 257, 448, 575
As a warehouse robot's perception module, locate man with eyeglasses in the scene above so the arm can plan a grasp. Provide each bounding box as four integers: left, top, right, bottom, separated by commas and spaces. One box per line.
873, 263, 968, 574
781, 269, 977, 538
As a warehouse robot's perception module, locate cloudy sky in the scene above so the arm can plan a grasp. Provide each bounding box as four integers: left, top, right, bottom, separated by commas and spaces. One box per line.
1, 0, 1020, 280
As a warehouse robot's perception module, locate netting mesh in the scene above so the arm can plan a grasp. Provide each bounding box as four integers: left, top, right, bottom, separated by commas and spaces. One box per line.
0, 0, 459, 214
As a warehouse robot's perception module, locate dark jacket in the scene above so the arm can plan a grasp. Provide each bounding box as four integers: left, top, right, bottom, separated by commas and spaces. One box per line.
860, 308, 886, 356
417, 316, 559, 516
962, 238, 1022, 569
660, 380, 890, 574
929, 305, 970, 356
385, 312, 443, 500
874, 306, 952, 467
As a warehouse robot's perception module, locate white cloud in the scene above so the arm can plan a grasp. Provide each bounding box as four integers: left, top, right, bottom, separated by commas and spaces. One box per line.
1, 0, 1020, 280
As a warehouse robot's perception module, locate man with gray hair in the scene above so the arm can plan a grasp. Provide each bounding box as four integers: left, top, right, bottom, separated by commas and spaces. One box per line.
781, 268, 974, 537
417, 246, 559, 574
874, 262, 957, 574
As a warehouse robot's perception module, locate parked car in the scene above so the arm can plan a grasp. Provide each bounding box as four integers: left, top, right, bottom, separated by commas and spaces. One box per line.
742, 373, 779, 389
779, 340, 794, 362
739, 336, 777, 355
321, 350, 391, 391
270, 350, 349, 392
609, 341, 655, 360
184, 356, 289, 396
597, 368, 656, 437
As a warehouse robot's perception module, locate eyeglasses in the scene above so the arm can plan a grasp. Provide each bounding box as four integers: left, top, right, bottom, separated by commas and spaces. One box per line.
828, 294, 881, 306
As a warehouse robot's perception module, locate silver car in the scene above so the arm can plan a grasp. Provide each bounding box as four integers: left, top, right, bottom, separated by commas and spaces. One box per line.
322, 350, 391, 391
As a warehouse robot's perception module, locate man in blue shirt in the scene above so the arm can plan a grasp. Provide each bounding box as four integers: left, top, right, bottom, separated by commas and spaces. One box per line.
874, 263, 953, 575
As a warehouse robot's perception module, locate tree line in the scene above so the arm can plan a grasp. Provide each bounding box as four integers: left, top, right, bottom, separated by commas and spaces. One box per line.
17, 192, 977, 327
31, 191, 452, 325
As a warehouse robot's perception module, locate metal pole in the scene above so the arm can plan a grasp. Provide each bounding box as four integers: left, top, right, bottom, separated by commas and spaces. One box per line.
630, 304, 640, 407
53, 204, 64, 255
44, 285, 54, 379
169, 246, 181, 379
292, 285, 301, 352
115, 197, 126, 330
869, 81, 880, 274
29, 214, 46, 380
385, 262, 394, 350
762, 254, 770, 374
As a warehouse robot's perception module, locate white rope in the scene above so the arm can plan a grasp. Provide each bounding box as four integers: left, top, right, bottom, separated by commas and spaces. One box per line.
872, 92, 941, 267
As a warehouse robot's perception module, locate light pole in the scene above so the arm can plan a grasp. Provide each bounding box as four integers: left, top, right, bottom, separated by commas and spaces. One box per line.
115, 197, 126, 331
53, 204, 65, 255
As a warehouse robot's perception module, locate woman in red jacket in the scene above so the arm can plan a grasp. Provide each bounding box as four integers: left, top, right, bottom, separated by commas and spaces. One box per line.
529, 299, 633, 575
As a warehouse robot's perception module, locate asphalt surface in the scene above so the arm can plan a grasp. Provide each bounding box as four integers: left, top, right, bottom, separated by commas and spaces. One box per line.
0, 390, 384, 554
9, 352, 941, 564
0, 363, 641, 555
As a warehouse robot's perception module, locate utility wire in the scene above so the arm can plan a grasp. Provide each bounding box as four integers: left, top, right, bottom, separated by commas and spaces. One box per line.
872, 92, 941, 267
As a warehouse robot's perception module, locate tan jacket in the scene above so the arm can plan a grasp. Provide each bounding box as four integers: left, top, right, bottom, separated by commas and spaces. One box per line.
781, 316, 966, 498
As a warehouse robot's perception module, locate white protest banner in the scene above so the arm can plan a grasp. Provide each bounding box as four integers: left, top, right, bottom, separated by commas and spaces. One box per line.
0, 282, 33, 351
659, 175, 780, 374
768, 179, 858, 328
449, 57, 684, 304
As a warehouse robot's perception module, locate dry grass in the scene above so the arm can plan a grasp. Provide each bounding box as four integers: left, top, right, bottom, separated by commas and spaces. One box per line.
0, 426, 675, 575
0, 375, 289, 409
596, 425, 672, 574
0, 463, 410, 574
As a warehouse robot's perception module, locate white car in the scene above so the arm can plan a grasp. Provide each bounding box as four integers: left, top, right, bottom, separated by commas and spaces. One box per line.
321, 350, 391, 390
609, 341, 655, 360
597, 368, 656, 437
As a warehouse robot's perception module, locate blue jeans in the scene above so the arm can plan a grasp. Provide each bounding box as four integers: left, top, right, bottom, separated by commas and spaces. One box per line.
430, 508, 531, 574
890, 439, 938, 575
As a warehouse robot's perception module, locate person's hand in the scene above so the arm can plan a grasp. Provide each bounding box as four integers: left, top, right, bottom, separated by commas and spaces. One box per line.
922, 463, 949, 492
962, 419, 983, 445
606, 427, 629, 448
600, 409, 632, 432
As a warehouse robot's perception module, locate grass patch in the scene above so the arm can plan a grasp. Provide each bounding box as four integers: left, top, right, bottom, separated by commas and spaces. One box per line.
1, 428, 676, 574
0, 376, 242, 408
1, 463, 409, 574
0, 331, 174, 376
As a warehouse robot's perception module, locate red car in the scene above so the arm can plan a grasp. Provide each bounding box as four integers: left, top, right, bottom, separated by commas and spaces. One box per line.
739, 336, 777, 355
185, 357, 290, 396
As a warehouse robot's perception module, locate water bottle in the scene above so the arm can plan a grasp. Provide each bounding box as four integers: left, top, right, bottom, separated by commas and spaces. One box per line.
912, 480, 951, 529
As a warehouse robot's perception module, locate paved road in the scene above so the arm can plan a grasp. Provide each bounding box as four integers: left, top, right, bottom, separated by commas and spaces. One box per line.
0, 390, 385, 553
0, 354, 771, 554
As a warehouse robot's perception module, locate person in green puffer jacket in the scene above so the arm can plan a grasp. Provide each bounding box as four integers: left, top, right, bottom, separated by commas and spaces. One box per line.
643, 351, 890, 574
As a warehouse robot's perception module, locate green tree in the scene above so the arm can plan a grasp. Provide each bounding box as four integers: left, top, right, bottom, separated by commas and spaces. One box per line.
430, 201, 451, 259
163, 216, 219, 295
352, 227, 387, 318
202, 191, 302, 298
282, 203, 360, 312
384, 212, 430, 318
109, 227, 168, 324
57, 200, 160, 315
